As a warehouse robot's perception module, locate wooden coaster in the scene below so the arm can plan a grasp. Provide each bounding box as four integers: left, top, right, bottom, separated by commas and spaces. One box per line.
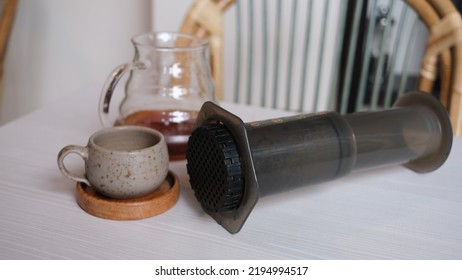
76, 171, 180, 220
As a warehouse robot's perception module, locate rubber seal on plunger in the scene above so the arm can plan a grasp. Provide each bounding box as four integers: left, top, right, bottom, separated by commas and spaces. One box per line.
393, 91, 453, 173
186, 124, 244, 212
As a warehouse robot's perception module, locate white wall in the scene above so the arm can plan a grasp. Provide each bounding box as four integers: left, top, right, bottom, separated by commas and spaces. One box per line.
1, 0, 153, 124
153, 0, 193, 32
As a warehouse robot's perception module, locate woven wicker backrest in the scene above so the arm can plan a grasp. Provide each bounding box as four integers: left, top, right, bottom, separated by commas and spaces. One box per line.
181, 0, 462, 136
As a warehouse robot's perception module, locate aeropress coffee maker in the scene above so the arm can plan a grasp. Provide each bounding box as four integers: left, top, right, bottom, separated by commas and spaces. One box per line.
186, 91, 452, 234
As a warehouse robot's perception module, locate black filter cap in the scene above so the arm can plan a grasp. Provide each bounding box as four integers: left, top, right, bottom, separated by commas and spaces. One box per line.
186, 123, 244, 212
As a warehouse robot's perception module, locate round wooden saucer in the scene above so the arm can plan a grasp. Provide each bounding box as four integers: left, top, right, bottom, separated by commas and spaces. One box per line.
76, 171, 180, 220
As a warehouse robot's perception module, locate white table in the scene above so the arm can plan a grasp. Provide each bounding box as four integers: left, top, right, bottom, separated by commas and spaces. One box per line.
1, 84, 461, 259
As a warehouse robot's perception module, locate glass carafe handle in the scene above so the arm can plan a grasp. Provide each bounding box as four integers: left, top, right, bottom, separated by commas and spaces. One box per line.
98, 62, 146, 127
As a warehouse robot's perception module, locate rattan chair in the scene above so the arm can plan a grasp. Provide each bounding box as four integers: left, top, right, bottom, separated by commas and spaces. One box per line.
181, 0, 462, 136
0, 0, 18, 104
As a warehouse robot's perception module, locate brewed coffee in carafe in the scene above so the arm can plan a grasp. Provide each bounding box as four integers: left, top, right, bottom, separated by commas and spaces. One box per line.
99, 32, 215, 160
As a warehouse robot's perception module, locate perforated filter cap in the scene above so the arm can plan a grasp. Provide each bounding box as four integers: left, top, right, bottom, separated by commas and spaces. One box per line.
186, 123, 245, 212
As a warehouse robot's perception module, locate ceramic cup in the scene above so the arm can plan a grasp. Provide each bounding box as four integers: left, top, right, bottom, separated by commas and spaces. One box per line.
57, 126, 169, 199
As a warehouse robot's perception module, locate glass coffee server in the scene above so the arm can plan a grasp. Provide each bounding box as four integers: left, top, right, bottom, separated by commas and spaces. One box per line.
99, 32, 215, 160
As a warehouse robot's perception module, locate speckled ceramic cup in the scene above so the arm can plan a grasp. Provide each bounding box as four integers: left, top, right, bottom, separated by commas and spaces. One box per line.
57, 126, 169, 199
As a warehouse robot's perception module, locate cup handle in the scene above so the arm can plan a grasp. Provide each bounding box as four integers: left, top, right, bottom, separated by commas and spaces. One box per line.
57, 145, 90, 185
98, 61, 147, 127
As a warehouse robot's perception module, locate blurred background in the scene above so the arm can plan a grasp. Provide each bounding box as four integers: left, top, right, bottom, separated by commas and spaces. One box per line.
0, 0, 193, 125
1, 0, 461, 124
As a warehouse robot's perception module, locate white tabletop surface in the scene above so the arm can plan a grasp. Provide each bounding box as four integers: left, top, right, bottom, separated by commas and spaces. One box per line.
1, 84, 461, 259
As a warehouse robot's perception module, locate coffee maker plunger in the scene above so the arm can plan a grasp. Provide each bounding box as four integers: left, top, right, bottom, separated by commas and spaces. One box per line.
99, 32, 215, 161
